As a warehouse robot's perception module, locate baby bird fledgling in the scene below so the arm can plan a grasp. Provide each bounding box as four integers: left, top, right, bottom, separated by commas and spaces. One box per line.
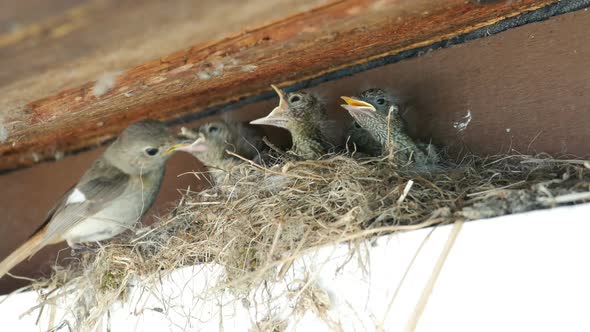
250, 85, 332, 159
181, 120, 264, 185
341, 88, 436, 165
345, 119, 383, 156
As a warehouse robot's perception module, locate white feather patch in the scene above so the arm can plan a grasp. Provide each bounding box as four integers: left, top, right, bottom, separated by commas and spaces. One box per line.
93, 71, 121, 97
66, 188, 86, 204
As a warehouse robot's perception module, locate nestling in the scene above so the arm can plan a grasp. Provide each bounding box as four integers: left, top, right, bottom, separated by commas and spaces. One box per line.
250, 85, 332, 159
0, 120, 191, 279
341, 88, 437, 165
180, 120, 264, 185
345, 120, 382, 156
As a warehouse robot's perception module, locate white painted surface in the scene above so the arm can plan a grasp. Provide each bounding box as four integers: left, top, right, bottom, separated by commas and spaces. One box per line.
1, 203, 590, 332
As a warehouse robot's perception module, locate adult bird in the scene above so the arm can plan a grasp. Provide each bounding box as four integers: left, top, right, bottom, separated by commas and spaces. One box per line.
0, 120, 191, 279
250, 85, 332, 159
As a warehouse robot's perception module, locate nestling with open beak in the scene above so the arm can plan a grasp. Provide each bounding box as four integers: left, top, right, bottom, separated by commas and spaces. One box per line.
250, 85, 332, 159
341, 89, 436, 165
0, 120, 191, 280
180, 120, 265, 185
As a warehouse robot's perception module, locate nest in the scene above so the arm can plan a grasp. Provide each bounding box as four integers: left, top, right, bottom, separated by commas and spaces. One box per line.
26, 153, 590, 330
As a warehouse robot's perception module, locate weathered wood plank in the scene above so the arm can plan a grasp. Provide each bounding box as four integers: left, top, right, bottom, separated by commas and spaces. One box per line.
0, 0, 565, 171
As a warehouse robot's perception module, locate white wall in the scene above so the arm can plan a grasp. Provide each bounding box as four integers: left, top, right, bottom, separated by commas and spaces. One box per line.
2, 203, 590, 332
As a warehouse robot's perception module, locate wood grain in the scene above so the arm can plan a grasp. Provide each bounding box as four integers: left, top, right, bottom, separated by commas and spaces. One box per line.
0, 0, 563, 171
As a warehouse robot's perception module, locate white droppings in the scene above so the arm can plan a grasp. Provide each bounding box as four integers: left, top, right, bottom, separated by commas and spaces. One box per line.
210, 63, 225, 77
506, 128, 511, 133
67, 188, 87, 204
241, 64, 258, 72
124, 91, 134, 97
196, 57, 238, 80
453, 110, 472, 132
93, 71, 122, 97
197, 71, 212, 80
54, 151, 64, 160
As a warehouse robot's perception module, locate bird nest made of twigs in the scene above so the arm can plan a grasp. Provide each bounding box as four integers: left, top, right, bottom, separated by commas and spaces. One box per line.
27, 152, 590, 330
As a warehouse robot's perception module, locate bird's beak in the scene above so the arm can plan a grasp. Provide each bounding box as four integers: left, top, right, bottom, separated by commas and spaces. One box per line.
185, 136, 209, 153
163, 140, 193, 155
169, 134, 209, 154
340, 96, 377, 118
250, 84, 289, 128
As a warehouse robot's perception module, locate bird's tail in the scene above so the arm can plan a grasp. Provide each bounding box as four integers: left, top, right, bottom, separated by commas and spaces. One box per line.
0, 229, 45, 280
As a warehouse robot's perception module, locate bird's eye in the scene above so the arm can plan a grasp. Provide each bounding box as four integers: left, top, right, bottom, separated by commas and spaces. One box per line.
145, 147, 159, 156
208, 126, 219, 134
376, 98, 386, 105
289, 95, 301, 103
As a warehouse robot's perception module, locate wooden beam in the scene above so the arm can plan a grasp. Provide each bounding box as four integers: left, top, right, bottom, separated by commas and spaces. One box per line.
0, 0, 570, 171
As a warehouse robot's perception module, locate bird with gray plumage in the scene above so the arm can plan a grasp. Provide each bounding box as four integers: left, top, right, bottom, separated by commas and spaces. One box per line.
341, 88, 438, 165
345, 120, 382, 156
180, 120, 265, 185
250, 85, 332, 160
0, 120, 191, 279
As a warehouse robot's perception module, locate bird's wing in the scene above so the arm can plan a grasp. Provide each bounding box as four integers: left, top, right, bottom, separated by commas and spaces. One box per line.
39, 159, 130, 246
0, 170, 130, 278
28, 184, 75, 239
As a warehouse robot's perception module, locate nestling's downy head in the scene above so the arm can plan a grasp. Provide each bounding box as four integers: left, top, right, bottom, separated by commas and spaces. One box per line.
250, 85, 325, 131
358, 89, 400, 116
340, 89, 404, 146
179, 120, 263, 168
105, 120, 190, 174
341, 88, 400, 119
179, 121, 234, 167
